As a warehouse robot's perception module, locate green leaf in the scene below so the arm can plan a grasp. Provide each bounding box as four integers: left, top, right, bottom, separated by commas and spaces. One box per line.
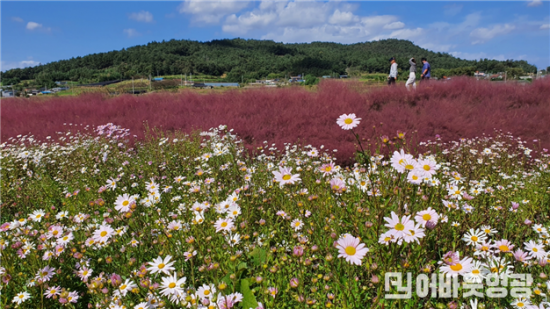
239, 278, 259, 309
250, 247, 267, 266
238, 262, 248, 271
221, 273, 232, 287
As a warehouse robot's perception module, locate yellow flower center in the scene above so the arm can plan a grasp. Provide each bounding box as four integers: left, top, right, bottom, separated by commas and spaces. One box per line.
499, 245, 509, 252
422, 214, 431, 221
471, 236, 478, 242
53, 230, 59, 235
100, 231, 107, 237
158, 263, 165, 269
120, 285, 127, 290
533, 248, 538, 252
345, 246, 356, 256
344, 118, 353, 125
423, 165, 431, 171
395, 223, 405, 231
450, 263, 463, 271
168, 283, 176, 288
282, 175, 291, 181
19, 295, 24, 299
485, 229, 491, 234
204, 290, 210, 295
221, 222, 228, 228
405, 164, 414, 170
412, 175, 418, 180
122, 201, 129, 206
472, 269, 480, 275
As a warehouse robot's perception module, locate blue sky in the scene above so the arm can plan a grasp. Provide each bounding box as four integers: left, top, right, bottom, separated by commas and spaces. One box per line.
2, 1, 549, 72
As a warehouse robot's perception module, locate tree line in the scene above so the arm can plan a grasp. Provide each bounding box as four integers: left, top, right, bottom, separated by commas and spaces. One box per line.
1, 38, 539, 87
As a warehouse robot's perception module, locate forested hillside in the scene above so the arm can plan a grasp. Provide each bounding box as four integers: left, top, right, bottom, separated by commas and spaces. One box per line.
1, 38, 537, 86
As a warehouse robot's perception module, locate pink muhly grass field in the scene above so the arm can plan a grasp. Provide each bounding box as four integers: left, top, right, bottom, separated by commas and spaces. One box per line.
2, 77, 550, 163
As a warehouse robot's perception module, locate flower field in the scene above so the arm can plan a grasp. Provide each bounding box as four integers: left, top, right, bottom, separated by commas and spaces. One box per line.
2, 78, 550, 165
1, 106, 550, 309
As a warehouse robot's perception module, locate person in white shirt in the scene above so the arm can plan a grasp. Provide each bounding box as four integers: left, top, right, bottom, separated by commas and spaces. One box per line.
406, 57, 417, 91
388, 57, 398, 86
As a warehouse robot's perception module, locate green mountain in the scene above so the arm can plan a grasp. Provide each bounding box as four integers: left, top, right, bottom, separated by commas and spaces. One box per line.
1, 38, 537, 86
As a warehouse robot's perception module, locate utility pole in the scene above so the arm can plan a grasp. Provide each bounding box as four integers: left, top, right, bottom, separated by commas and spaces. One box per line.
181, 74, 183, 87
149, 74, 151, 91
132, 77, 135, 94
505, 71, 507, 83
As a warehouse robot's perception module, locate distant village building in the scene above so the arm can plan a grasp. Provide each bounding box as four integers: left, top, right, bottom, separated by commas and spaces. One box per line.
2, 90, 15, 97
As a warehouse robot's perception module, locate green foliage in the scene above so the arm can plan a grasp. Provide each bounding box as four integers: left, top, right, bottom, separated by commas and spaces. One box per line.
1, 39, 538, 87
239, 279, 259, 309
304, 74, 319, 86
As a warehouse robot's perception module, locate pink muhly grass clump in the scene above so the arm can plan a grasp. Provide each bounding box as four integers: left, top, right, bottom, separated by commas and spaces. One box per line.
2, 77, 549, 164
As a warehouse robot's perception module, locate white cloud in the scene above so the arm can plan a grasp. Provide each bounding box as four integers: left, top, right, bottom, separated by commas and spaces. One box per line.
541, 24, 550, 29
261, 25, 368, 44
223, 12, 277, 35
383, 22, 405, 30
470, 24, 515, 44
123, 28, 141, 38
179, 0, 250, 24
26, 22, 42, 30
450, 51, 506, 61
328, 10, 359, 25
12, 17, 24, 22
1, 59, 40, 71
421, 43, 455, 52
223, 1, 369, 37
361, 15, 398, 29
387, 28, 423, 40
527, 0, 543, 7
129, 11, 154, 23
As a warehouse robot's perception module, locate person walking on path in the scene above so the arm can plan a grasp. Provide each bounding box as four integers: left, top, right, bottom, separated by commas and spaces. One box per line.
421, 57, 431, 82
406, 57, 417, 90
388, 57, 398, 86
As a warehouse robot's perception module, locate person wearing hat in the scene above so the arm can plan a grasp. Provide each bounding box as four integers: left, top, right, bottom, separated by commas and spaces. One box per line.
388, 57, 398, 86
405, 57, 417, 90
